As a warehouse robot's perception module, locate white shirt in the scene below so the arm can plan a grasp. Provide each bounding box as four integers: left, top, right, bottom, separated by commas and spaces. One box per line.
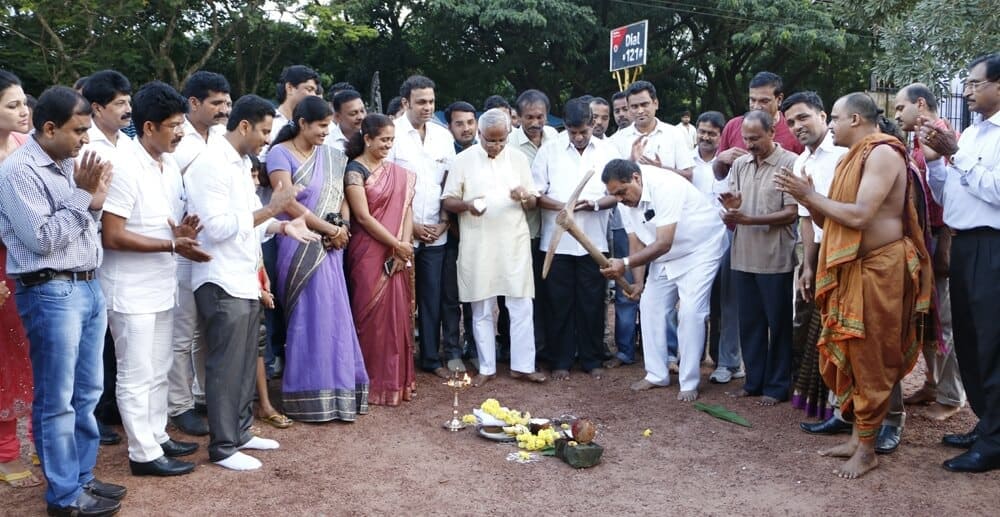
172, 117, 226, 173
679, 122, 698, 149
81, 124, 134, 166
387, 114, 456, 246
323, 124, 349, 153
928, 111, 1000, 230
610, 119, 694, 173
533, 133, 617, 256
691, 150, 727, 207
620, 165, 727, 278
186, 139, 274, 300
100, 143, 185, 313
793, 132, 848, 242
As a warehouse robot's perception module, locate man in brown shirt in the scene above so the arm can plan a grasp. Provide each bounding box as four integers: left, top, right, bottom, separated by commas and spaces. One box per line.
720, 110, 798, 406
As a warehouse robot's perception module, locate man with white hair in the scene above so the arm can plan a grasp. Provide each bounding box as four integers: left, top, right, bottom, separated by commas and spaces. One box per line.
441, 109, 546, 387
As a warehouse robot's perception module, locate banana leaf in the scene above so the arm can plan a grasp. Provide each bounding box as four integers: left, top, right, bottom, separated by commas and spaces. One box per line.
693, 402, 752, 428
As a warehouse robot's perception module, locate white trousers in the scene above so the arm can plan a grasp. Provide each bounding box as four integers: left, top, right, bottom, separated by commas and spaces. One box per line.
110, 309, 174, 462
471, 296, 536, 376
168, 259, 206, 416
640, 256, 719, 391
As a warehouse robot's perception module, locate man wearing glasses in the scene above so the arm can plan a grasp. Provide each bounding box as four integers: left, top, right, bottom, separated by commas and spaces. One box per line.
920, 53, 1000, 473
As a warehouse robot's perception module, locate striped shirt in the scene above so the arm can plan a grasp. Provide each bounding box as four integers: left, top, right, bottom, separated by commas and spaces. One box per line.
0, 136, 103, 275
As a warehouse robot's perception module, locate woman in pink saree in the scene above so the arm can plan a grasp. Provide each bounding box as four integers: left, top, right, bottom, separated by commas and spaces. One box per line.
344, 114, 416, 406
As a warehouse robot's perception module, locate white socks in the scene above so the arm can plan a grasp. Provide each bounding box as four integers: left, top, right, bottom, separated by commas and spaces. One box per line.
238, 436, 280, 450
214, 452, 262, 471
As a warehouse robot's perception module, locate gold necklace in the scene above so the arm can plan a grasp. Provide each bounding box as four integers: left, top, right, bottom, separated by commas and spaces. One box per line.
291, 139, 312, 159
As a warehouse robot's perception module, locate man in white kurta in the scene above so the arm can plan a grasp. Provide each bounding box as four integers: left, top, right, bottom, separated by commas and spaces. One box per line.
441, 109, 544, 386
600, 160, 727, 401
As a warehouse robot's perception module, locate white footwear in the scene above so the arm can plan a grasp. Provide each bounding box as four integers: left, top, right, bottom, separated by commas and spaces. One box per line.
709, 367, 733, 384
731, 368, 746, 379
238, 436, 280, 450
214, 451, 262, 471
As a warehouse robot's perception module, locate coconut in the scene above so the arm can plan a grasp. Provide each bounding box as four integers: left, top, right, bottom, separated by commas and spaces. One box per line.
571, 419, 597, 444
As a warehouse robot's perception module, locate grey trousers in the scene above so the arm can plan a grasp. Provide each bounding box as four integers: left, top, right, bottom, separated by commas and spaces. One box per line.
194, 283, 259, 462
921, 276, 966, 407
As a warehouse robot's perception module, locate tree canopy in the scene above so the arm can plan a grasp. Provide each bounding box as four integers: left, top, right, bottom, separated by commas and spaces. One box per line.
0, 0, 991, 120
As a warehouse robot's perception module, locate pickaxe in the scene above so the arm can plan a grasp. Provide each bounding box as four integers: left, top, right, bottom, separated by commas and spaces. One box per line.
541, 169, 634, 295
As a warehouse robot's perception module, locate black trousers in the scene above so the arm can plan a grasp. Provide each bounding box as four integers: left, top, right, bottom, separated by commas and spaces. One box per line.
415, 244, 461, 370
531, 238, 548, 353
94, 328, 119, 424
950, 229, 1000, 457
544, 254, 607, 371
733, 270, 794, 400
195, 283, 258, 462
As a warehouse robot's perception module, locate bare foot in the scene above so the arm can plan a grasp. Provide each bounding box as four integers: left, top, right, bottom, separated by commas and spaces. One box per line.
757, 396, 780, 406
630, 378, 665, 391
677, 389, 698, 402
589, 368, 605, 380
0, 459, 42, 488
903, 385, 936, 405
926, 402, 962, 421
552, 369, 570, 381
472, 374, 495, 387
835, 442, 878, 479
603, 358, 623, 369
728, 389, 752, 398
819, 427, 860, 458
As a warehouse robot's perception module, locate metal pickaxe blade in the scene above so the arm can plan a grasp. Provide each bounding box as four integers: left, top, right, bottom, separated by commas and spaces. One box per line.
541, 169, 633, 295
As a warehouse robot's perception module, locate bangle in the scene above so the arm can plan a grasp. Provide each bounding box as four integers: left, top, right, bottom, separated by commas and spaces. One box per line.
170, 240, 175, 255
593, 200, 600, 212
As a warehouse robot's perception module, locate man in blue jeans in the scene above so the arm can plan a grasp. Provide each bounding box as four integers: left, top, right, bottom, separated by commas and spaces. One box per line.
0, 86, 125, 516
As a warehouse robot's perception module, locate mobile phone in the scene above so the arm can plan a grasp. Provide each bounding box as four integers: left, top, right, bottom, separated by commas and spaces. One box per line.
383, 257, 395, 276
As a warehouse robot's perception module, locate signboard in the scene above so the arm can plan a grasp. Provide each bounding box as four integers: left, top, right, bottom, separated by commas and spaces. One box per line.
609, 20, 648, 72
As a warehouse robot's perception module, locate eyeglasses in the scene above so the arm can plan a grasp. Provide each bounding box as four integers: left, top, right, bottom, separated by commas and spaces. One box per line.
963, 79, 996, 91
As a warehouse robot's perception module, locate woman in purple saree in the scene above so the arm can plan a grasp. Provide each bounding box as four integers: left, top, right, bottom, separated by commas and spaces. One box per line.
266, 97, 368, 422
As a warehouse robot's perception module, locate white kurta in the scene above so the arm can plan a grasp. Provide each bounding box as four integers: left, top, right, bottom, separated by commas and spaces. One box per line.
442, 145, 535, 302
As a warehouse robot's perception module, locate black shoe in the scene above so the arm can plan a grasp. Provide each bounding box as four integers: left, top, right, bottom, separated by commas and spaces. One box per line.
97, 422, 121, 446
942, 430, 979, 449
799, 416, 852, 435
171, 409, 209, 436
129, 456, 195, 477
82, 479, 127, 500
160, 438, 198, 457
47, 490, 121, 517
943, 450, 1000, 473
875, 424, 902, 454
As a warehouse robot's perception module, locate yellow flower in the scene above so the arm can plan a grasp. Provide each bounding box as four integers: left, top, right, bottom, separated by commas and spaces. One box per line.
642, 428, 652, 437
518, 451, 531, 460
568, 441, 578, 447
561, 423, 570, 430
461, 414, 477, 424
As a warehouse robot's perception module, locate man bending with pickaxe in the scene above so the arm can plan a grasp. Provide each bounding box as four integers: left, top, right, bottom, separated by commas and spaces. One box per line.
600, 159, 728, 401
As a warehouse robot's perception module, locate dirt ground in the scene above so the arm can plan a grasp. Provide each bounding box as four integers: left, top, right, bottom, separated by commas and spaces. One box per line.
3, 352, 997, 516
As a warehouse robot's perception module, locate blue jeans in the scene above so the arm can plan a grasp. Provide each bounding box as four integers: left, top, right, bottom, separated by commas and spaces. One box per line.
612, 229, 638, 362
16, 278, 107, 506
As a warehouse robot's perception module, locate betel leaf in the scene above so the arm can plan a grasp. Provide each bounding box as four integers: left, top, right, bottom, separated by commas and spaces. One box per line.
693, 402, 752, 428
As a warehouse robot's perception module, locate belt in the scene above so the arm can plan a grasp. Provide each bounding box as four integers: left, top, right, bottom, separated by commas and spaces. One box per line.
952, 226, 1000, 237
17, 269, 96, 287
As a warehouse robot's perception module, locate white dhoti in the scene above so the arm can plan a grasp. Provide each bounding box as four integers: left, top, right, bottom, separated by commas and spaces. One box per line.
471, 296, 536, 376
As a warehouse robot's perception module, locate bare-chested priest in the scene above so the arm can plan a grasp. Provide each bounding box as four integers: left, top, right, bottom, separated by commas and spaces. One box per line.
775, 92, 933, 479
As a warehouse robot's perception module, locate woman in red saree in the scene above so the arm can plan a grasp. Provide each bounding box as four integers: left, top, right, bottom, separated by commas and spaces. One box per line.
344, 114, 416, 406
0, 70, 39, 488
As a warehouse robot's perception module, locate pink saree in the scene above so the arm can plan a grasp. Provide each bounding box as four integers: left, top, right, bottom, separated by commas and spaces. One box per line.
346, 160, 416, 406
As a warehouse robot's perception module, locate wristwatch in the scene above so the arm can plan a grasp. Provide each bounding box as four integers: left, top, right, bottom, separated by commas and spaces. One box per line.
623, 257, 630, 268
